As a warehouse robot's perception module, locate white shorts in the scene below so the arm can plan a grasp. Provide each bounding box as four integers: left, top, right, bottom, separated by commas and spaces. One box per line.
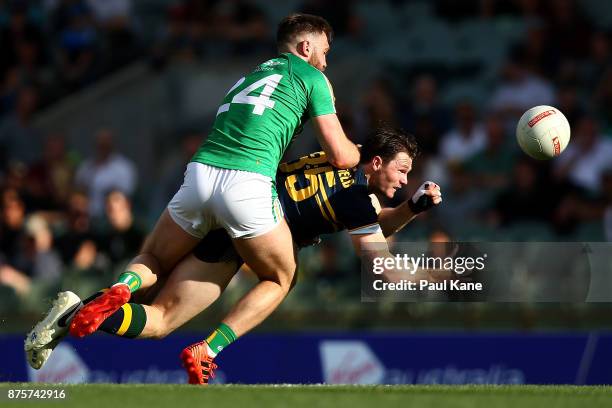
167, 162, 284, 239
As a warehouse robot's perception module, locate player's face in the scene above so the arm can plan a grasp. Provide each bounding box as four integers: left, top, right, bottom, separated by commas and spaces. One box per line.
372, 152, 412, 199
307, 33, 329, 72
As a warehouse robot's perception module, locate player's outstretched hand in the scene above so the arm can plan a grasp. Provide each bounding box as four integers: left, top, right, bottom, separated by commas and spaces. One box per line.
408, 181, 442, 214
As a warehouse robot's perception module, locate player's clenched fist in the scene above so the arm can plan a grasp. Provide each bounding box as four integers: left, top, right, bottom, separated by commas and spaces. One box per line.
408, 181, 442, 214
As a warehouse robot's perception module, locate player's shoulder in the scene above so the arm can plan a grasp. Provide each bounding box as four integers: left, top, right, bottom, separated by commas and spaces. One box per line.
278, 150, 329, 173
285, 53, 329, 83
253, 54, 290, 74
333, 171, 370, 201
332, 180, 379, 229
330, 168, 373, 212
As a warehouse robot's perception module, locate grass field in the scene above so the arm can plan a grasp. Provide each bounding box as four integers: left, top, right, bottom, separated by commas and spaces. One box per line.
1, 383, 612, 408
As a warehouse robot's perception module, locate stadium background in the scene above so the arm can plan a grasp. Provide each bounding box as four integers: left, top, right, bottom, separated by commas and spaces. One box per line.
1, 0, 612, 385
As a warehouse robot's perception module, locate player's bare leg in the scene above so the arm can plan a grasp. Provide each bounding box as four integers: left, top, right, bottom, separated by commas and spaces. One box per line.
70, 210, 200, 337
224, 219, 297, 337
140, 256, 238, 338
126, 210, 202, 287
182, 220, 297, 384
62, 255, 237, 343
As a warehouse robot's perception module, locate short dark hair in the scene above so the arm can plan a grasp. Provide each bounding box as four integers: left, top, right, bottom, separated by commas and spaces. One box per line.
277, 13, 333, 49
360, 124, 419, 164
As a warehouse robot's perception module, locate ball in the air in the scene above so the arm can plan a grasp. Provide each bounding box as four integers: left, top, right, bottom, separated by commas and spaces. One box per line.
516, 105, 571, 160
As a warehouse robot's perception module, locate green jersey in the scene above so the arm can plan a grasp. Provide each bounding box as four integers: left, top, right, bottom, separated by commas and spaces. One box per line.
192, 53, 336, 179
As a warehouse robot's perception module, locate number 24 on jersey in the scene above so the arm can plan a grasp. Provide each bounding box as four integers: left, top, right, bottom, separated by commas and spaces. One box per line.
217, 74, 283, 116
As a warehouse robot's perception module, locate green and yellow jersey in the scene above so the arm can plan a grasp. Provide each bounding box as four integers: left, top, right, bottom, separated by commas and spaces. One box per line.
192, 53, 336, 180
192, 151, 382, 263
277, 151, 381, 245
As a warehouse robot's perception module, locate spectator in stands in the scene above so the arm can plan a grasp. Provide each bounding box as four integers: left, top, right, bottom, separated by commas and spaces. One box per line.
489, 158, 557, 226
212, 0, 270, 55
12, 35, 46, 83
593, 67, 612, 133
0, 188, 27, 266
151, 4, 199, 66
555, 115, 612, 195
400, 74, 451, 154
0, 214, 63, 298
54, 190, 109, 296
581, 31, 611, 92
439, 101, 486, 164
96, 190, 145, 266
435, 164, 485, 230
21, 215, 62, 282
520, 24, 559, 78
545, 0, 592, 60
464, 115, 515, 192
151, 132, 202, 217
556, 85, 585, 127
1, 34, 49, 115
86, 0, 136, 69
359, 78, 399, 140
2, 162, 29, 202
0, 2, 45, 79
57, 2, 99, 90
26, 133, 76, 211
0, 86, 43, 165
75, 128, 137, 218
86, 0, 131, 29
0, 188, 30, 297
55, 190, 96, 265
412, 112, 443, 157
490, 47, 555, 126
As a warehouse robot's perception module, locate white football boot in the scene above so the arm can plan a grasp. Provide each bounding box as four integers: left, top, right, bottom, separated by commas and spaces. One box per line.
24, 291, 83, 369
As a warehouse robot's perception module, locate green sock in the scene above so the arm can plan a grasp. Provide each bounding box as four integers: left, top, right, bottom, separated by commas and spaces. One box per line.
116, 271, 142, 293
205, 323, 237, 356
98, 303, 147, 338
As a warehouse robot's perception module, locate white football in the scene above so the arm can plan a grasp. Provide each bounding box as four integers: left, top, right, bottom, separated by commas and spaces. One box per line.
516, 105, 571, 160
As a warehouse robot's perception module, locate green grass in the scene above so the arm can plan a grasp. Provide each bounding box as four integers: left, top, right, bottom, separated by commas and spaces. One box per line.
1, 383, 611, 408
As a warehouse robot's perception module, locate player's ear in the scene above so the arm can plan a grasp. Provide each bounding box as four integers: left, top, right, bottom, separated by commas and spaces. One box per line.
372, 155, 383, 170
296, 40, 310, 57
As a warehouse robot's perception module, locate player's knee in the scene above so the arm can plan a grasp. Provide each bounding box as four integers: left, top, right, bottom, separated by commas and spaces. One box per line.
272, 259, 297, 289
258, 266, 295, 291
276, 262, 298, 290
248, 251, 296, 290
135, 250, 162, 271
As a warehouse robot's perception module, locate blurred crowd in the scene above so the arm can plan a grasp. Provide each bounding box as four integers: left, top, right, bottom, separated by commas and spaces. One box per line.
0, 127, 143, 308
0, 0, 139, 115
1, 0, 612, 314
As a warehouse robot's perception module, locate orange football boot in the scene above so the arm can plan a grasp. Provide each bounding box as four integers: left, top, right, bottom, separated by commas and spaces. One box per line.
180, 341, 218, 385
69, 284, 131, 338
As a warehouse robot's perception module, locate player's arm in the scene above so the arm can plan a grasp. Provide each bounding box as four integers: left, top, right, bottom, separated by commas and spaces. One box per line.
312, 113, 360, 169
350, 229, 407, 282
378, 204, 417, 238
349, 230, 434, 283
378, 182, 442, 237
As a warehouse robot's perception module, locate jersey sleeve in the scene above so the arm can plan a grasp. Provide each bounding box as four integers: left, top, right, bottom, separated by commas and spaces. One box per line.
306, 71, 336, 118
332, 185, 382, 235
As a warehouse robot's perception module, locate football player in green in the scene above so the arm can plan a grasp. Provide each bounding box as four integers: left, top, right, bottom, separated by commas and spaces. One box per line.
26, 126, 442, 385
64, 13, 359, 350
